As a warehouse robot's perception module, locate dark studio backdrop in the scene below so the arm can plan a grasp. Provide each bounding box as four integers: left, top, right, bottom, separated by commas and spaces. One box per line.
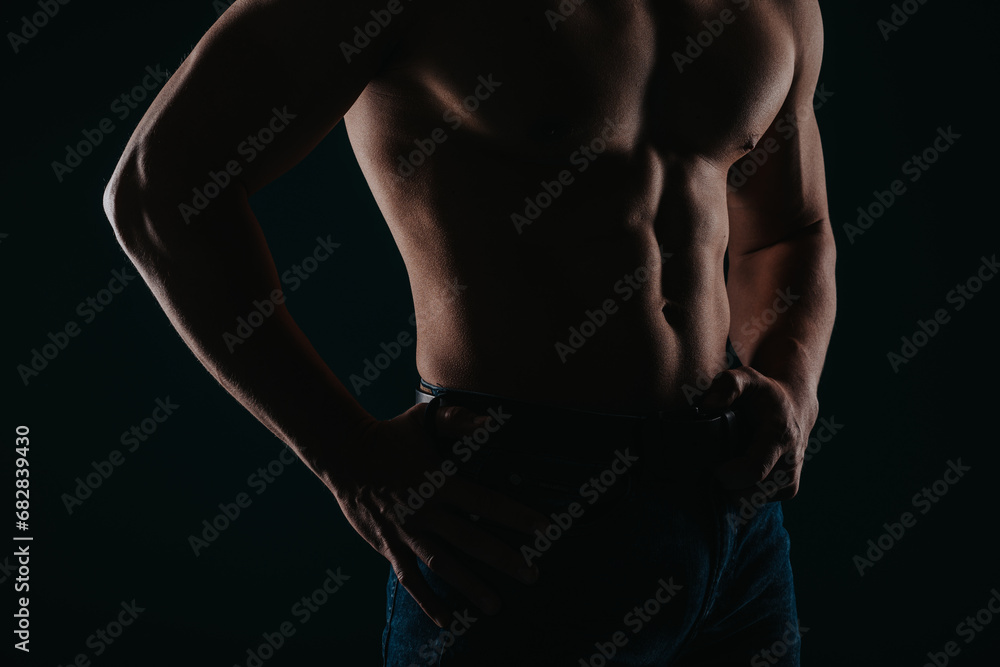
3, 0, 998, 665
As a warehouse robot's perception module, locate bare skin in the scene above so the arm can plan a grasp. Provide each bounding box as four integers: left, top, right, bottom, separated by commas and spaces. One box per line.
104, 0, 835, 629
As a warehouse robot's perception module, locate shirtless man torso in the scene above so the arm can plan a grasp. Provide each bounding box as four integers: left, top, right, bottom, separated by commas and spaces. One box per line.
105, 0, 835, 663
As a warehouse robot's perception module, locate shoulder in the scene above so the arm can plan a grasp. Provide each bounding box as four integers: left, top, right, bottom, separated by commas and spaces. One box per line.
764, 0, 824, 96
781, 0, 824, 72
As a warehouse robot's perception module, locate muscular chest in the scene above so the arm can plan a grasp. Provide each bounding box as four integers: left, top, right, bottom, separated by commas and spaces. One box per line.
379, 0, 796, 164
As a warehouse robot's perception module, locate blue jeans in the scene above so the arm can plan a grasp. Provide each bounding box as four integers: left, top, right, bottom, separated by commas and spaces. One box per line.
381, 380, 801, 666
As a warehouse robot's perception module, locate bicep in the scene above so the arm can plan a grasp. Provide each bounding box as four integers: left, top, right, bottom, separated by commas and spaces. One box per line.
726, 2, 829, 256
110, 0, 414, 205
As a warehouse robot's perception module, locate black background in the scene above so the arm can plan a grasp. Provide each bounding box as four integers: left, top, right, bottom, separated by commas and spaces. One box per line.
3, 0, 998, 665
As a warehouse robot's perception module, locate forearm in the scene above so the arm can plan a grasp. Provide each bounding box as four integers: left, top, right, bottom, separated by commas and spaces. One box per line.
727, 219, 836, 417
105, 173, 373, 485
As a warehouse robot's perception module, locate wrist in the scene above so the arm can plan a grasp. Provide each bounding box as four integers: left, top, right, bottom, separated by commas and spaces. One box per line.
772, 375, 819, 428
292, 406, 378, 491
319, 409, 377, 468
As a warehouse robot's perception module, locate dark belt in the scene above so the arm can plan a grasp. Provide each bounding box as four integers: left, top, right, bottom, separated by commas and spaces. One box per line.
414, 384, 743, 490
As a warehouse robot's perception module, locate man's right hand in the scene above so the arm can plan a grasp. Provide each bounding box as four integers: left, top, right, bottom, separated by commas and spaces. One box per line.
324, 402, 551, 628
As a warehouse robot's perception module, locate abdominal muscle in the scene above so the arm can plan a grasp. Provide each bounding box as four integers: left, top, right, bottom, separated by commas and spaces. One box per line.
344, 107, 735, 414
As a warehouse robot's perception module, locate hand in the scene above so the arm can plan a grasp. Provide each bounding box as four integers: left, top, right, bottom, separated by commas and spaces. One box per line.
698, 366, 818, 503
320, 402, 552, 628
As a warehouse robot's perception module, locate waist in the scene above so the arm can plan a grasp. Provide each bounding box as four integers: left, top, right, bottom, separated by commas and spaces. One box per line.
415, 377, 745, 479
413, 317, 744, 414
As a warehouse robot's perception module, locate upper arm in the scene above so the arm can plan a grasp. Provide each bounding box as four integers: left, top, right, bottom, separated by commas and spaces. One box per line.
726, 0, 829, 256
105, 0, 421, 216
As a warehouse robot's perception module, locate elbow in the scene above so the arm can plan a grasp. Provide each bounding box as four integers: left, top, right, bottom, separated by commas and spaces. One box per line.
103, 147, 190, 262
103, 152, 150, 255
103, 180, 134, 252
104, 143, 246, 260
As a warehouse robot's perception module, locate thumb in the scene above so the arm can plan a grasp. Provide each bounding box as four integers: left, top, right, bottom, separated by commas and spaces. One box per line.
698, 369, 748, 412
426, 400, 489, 440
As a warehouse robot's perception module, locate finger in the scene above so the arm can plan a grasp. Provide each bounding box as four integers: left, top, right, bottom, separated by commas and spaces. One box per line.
762, 452, 803, 501
699, 368, 754, 412
423, 511, 540, 585
767, 481, 800, 502
715, 436, 783, 490
387, 552, 454, 629
731, 463, 801, 506
411, 535, 504, 617
434, 404, 492, 439
444, 475, 552, 533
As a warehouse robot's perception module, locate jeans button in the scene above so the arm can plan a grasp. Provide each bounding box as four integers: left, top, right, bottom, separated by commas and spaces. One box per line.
509, 473, 522, 486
